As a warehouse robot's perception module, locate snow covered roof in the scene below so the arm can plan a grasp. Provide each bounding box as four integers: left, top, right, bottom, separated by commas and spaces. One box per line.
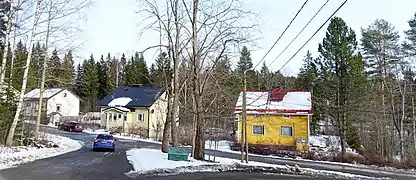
108, 97, 132, 107
97, 86, 165, 107
234, 88, 312, 114
24, 88, 64, 99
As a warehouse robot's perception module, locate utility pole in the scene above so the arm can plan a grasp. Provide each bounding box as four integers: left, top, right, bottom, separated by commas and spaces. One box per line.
241, 70, 248, 163
116, 61, 119, 88
244, 70, 248, 163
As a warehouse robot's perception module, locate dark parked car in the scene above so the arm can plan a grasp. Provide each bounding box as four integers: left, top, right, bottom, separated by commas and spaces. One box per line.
93, 134, 116, 152
59, 121, 84, 132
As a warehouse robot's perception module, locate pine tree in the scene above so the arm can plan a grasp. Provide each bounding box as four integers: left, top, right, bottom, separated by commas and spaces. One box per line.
82, 54, 99, 111
403, 13, 416, 56
361, 19, 400, 79
317, 17, 367, 156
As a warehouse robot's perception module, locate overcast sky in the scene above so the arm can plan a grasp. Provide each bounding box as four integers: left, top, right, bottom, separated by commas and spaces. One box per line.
78, 0, 416, 76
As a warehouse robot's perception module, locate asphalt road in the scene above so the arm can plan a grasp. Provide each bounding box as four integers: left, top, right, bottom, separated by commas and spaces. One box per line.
0, 126, 414, 180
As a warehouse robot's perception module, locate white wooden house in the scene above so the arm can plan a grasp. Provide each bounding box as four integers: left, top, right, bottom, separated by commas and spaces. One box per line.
23, 88, 81, 125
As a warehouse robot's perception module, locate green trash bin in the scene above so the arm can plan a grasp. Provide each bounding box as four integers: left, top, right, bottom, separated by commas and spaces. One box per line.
167, 147, 191, 161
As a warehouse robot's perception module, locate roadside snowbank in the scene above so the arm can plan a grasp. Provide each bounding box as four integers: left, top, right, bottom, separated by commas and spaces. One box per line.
0, 133, 83, 170
125, 148, 383, 179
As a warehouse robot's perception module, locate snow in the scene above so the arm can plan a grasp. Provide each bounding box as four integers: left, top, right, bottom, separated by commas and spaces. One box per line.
205, 140, 232, 151
108, 97, 132, 107
235, 91, 311, 112
0, 133, 83, 170
24, 88, 63, 99
125, 148, 382, 179
83, 129, 162, 144
309, 135, 356, 154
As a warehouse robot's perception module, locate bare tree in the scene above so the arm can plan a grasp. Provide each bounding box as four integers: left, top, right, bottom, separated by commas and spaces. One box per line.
6, 0, 42, 146
33, 0, 91, 140
0, 0, 15, 91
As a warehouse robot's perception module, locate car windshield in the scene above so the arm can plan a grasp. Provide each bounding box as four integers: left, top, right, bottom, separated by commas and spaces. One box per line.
97, 134, 113, 140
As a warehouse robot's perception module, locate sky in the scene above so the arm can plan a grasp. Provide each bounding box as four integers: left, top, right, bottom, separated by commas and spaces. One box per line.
79, 0, 416, 77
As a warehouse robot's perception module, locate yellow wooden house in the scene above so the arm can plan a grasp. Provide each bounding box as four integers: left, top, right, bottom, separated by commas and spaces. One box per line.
96, 86, 167, 141
234, 88, 312, 152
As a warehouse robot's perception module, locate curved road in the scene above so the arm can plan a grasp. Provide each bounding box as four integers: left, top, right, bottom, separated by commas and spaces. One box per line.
0, 126, 414, 180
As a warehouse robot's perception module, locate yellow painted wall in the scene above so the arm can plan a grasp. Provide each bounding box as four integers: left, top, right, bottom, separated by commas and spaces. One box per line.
237, 114, 309, 147
125, 108, 149, 132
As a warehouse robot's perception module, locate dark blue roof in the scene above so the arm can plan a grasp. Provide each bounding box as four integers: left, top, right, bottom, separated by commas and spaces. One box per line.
97, 86, 165, 107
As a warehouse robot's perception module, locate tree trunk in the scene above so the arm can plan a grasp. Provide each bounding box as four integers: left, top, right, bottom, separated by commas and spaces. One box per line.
6, 0, 42, 147
161, 93, 172, 152
400, 80, 406, 161
170, 0, 180, 147
0, 0, 14, 91
35, 0, 53, 140
192, 0, 205, 161
412, 96, 416, 157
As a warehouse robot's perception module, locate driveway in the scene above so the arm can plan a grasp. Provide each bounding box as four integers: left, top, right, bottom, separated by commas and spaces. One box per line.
0, 126, 414, 180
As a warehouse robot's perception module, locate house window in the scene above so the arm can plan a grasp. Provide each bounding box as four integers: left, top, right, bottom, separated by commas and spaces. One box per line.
118, 114, 122, 119
252, 125, 264, 135
283, 115, 291, 119
280, 126, 293, 136
56, 104, 61, 112
137, 113, 144, 121
124, 114, 127, 121
113, 114, 117, 121
63, 93, 67, 97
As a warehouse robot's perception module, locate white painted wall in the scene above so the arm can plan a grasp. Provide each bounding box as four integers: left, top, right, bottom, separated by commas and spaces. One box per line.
46, 89, 80, 123
149, 91, 168, 140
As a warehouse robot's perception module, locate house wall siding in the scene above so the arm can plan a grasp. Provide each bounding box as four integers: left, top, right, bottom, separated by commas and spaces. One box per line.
237, 114, 309, 147
46, 89, 80, 116
148, 92, 167, 141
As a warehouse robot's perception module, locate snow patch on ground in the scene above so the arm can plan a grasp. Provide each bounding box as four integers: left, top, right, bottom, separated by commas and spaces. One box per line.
0, 133, 83, 170
124, 148, 383, 179
83, 129, 162, 144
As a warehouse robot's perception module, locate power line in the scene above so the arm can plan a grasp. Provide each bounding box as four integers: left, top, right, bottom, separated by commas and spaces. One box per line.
266, 0, 330, 70
253, 0, 308, 70
276, 0, 348, 72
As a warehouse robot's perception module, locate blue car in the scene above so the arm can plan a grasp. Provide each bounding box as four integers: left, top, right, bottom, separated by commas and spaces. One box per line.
93, 134, 116, 152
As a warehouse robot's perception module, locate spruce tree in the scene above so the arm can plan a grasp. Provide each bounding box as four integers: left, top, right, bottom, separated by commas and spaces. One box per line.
74, 63, 84, 97
82, 54, 99, 111
11, 41, 28, 90
295, 51, 316, 90
119, 53, 127, 86
46, 48, 62, 87
97, 55, 112, 99
61, 50, 75, 89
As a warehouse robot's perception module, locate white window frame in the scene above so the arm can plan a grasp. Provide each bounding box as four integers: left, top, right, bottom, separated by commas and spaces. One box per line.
280, 126, 293, 136
137, 113, 144, 121
252, 125, 264, 135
